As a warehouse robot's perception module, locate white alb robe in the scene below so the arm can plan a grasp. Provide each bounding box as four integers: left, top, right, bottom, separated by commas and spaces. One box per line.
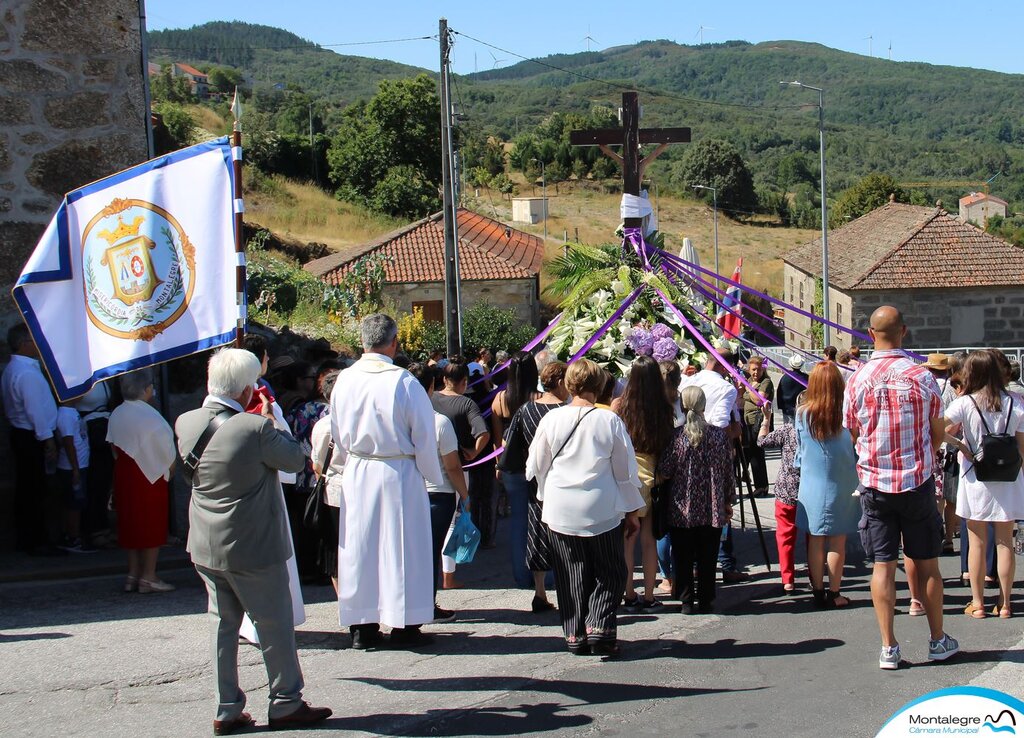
330, 353, 444, 627
239, 398, 305, 644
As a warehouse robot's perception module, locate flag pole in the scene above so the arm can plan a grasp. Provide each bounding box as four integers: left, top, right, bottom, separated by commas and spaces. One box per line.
231, 88, 246, 348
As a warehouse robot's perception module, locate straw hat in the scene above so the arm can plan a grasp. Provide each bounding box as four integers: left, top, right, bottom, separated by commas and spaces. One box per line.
922, 353, 950, 371
788, 354, 805, 370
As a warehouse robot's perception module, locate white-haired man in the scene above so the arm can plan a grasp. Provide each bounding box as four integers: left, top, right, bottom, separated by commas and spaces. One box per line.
330, 313, 445, 649
175, 348, 331, 735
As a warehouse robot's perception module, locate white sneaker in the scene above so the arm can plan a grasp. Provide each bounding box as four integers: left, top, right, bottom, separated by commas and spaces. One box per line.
879, 644, 901, 670
928, 633, 960, 661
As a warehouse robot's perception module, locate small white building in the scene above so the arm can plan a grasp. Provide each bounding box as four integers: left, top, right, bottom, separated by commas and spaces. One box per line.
511, 197, 548, 225
959, 192, 1008, 226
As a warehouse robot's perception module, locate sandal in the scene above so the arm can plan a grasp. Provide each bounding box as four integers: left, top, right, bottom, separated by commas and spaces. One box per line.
826, 590, 850, 608
812, 588, 829, 609
964, 602, 987, 619
992, 602, 1012, 619
566, 638, 590, 655
908, 599, 926, 617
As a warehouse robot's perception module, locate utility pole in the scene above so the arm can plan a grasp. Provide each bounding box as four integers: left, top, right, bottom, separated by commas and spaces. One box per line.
439, 18, 462, 357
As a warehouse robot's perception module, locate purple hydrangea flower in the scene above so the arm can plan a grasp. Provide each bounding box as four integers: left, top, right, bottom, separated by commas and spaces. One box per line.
626, 327, 654, 356
652, 337, 680, 362
650, 323, 674, 340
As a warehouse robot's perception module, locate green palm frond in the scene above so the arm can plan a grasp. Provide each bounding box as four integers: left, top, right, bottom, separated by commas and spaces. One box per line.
544, 242, 620, 298
557, 267, 618, 311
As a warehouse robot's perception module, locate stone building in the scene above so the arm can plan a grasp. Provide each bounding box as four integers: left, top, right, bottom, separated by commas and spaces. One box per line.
959, 192, 1008, 227
0, 0, 150, 314
783, 202, 1024, 351
305, 208, 545, 329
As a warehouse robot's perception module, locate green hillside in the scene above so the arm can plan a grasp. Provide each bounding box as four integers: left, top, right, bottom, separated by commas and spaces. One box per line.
146, 25, 1024, 207
460, 39, 1024, 203
147, 21, 428, 107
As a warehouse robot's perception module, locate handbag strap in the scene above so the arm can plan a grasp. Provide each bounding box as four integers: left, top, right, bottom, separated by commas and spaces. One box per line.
551, 407, 597, 464
183, 409, 236, 486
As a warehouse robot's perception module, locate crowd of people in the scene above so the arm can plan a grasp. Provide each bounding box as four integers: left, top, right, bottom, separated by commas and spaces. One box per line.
4, 304, 1023, 732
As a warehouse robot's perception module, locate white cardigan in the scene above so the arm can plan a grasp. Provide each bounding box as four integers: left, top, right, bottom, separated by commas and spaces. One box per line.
526, 405, 643, 536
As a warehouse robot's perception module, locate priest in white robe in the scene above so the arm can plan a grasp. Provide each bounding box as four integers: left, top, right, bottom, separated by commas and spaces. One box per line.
329, 314, 444, 649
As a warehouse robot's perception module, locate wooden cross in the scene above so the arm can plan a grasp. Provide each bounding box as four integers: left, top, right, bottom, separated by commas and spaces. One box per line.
569, 91, 690, 229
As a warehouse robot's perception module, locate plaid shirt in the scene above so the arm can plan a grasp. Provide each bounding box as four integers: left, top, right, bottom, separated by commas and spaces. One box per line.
843, 350, 942, 494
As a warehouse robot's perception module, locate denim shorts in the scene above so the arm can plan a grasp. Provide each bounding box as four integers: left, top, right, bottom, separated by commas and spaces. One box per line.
858, 478, 943, 562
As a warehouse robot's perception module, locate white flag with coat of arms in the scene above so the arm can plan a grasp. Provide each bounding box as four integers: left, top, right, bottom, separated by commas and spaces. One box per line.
13, 137, 240, 401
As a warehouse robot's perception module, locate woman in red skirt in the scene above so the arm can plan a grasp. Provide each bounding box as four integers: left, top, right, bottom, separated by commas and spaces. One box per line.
106, 368, 177, 593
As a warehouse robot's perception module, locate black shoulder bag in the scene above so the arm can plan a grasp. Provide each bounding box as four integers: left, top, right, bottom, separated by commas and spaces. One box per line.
304, 442, 334, 533
182, 409, 236, 487
967, 395, 1022, 483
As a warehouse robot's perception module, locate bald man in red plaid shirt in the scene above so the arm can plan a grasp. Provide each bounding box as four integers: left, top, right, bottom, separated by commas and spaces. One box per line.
844, 306, 959, 670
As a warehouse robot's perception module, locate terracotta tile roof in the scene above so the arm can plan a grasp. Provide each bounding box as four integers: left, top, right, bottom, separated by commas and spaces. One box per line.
304, 208, 544, 286
784, 202, 1024, 290
959, 192, 1008, 207
173, 63, 207, 79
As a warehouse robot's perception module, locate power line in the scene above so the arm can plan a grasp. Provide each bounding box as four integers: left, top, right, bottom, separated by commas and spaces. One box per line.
450, 29, 806, 115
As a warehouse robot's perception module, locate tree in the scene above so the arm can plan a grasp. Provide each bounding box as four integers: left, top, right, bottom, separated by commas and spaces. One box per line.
671, 139, 756, 214
327, 74, 442, 219
830, 173, 909, 227
206, 65, 245, 94
152, 102, 195, 150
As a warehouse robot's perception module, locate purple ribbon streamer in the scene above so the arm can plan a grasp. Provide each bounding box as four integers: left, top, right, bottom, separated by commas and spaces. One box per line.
463, 444, 504, 469
665, 270, 809, 389
568, 286, 644, 363
658, 247, 926, 363
652, 286, 767, 406
661, 260, 847, 373
468, 312, 564, 388
667, 253, 814, 342
624, 227, 652, 271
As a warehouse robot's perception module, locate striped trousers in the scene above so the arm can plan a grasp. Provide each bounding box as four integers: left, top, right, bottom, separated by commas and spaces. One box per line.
549, 524, 626, 646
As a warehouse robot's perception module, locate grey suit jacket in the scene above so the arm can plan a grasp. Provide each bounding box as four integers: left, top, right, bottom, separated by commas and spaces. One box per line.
176, 402, 306, 571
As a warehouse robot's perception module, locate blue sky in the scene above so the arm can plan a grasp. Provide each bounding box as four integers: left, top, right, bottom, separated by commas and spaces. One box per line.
145, 0, 1024, 77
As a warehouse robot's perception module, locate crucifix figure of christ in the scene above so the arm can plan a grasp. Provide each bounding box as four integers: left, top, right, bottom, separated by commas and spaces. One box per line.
569, 91, 691, 230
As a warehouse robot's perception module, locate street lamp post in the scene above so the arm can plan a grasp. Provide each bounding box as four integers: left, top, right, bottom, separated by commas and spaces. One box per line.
781, 81, 830, 348
531, 158, 547, 242
692, 184, 719, 285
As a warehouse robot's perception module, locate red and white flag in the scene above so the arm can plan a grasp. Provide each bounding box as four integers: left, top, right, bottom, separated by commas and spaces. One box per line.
716, 258, 743, 338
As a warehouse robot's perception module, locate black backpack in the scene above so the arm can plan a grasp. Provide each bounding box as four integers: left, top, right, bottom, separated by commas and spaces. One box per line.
968, 395, 1022, 483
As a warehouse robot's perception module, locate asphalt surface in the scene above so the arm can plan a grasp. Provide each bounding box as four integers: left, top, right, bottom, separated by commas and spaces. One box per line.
1, 456, 1021, 737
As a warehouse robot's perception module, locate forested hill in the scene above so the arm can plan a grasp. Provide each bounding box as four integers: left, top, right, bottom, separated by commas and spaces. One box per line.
459, 39, 1024, 197
146, 24, 1024, 202
147, 21, 427, 105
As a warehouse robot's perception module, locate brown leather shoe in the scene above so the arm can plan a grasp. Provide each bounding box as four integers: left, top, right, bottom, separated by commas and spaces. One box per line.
267, 702, 332, 730
213, 711, 255, 735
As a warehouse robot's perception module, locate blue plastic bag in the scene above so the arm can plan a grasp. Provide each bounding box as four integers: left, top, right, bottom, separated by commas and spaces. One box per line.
442, 502, 480, 565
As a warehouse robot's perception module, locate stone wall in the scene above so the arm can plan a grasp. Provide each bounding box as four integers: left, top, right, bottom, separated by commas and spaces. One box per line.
384, 278, 540, 331
0, 0, 148, 550
852, 287, 1024, 349
0, 0, 149, 309
782, 264, 1024, 352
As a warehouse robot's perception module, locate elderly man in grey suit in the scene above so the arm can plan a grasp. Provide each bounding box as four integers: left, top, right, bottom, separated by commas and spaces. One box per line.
176, 348, 331, 735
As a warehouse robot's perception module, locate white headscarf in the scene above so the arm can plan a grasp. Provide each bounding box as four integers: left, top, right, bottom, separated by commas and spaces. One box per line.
106, 400, 176, 483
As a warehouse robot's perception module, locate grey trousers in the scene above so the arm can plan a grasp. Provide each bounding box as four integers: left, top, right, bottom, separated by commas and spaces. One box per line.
195, 563, 304, 722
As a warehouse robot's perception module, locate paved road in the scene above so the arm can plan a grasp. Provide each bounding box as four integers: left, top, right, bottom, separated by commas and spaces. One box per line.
1, 488, 1020, 738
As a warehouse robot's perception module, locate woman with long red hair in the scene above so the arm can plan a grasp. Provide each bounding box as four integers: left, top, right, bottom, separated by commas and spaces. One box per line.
795, 361, 862, 608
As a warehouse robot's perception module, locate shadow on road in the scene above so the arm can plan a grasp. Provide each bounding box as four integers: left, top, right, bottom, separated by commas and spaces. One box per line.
321, 676, 764, 735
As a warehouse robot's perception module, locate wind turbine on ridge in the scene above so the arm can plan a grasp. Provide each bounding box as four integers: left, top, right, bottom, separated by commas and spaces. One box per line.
864, 34, 873, 57
489, 50, 506, 69
583, 25, 598, 52
695, 24, 714, 45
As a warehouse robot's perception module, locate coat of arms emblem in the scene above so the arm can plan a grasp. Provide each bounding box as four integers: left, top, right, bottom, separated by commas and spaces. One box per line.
82, 198, 196, 341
